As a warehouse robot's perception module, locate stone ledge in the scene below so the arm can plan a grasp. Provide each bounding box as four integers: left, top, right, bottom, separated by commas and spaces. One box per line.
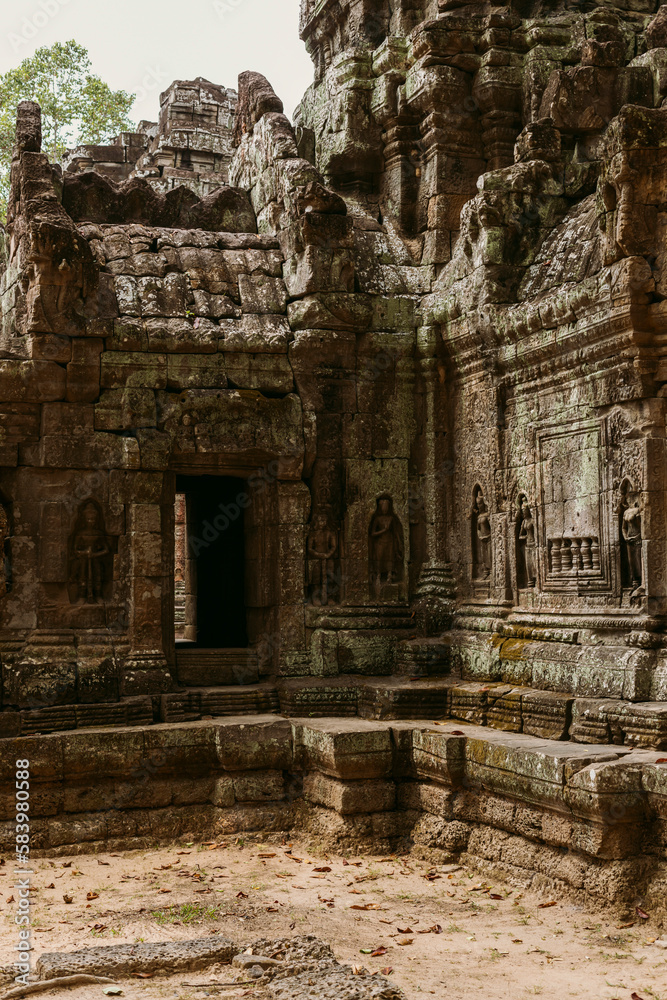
1, 715, 666, 876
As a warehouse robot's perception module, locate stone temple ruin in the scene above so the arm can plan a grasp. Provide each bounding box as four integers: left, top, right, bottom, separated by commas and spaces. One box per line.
2, 0, 667, 914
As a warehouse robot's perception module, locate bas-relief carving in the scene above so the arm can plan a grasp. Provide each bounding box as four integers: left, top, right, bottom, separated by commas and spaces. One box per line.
537, 422, 610, 593
517, 497, 538, 590
622, 501, 643, 592
617, 481, 644, 597
67, 499, 113, 605
369, 495, 404, 600
306, 513, 339, 606
470, 486, 491, 583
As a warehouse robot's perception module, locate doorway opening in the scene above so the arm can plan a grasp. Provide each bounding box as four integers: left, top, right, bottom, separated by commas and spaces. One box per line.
174, 475, 248, 649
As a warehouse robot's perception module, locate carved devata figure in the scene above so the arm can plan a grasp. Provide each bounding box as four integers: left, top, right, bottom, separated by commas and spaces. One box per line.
471, 487, 492, 581
306, 513, 339, 606
68, 499, 112, 605
517, 497, 537, 589
617, 482, 643, 595
369, 495, 404, 599
623, 501, 643, 590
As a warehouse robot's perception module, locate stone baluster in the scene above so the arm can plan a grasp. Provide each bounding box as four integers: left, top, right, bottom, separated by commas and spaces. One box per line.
550, 539, 562, 574
570, 538, 581, 572
581, 537, 592, 570
561, 539, 573, 572
591, 538, 601, 573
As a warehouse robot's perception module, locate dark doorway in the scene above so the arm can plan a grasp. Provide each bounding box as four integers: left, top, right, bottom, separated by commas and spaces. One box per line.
175, 475, 248, 649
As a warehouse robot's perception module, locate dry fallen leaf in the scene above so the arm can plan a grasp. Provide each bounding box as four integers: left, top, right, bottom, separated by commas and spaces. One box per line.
397, 938, 413, 946
97, 860, 110, 866
313, 866, 332, 872
371, 947, 388, 957
380, 967, 393, 976
86, 891, 99, 901
636, 907, 650, 920
159, 888, 171, 894
46, 883, 55, 889
237, 891, 248, 899
61, 862, 72, 868
63, 894, 73, 904
512, 939, 523, 944
131, 972, 154, 979
351, 904, 382, 911
490, 893, 503, 900
6, 895, 14, 903
538, 901, 557, 908
397, 926, 413, 934
617, 921, 635, 929
352, 965, 364, 975
258, 853, 277, 858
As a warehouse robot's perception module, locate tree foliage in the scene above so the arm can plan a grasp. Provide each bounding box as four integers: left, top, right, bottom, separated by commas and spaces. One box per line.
0, 40, 135, 220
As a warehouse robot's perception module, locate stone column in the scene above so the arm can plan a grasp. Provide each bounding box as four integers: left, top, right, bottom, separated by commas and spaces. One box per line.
412, 325, 456, 632
121, 498, 172, 697
276, 480, 311, 675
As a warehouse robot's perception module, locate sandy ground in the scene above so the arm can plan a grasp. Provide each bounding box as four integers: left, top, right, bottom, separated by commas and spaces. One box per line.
0, 838, 665, 1000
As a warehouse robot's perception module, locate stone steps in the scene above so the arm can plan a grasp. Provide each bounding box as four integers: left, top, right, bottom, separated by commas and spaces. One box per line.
447, 680, 667, 750
175, 647, 260, 686
161, 684, 280, 721
161, 676, 454, 723
277, 675, 453, 719
0, 696, 153, 739
4, 675, 667, 749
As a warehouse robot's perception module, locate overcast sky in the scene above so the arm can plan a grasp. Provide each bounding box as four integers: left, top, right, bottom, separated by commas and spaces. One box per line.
1, 0, 315, 122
